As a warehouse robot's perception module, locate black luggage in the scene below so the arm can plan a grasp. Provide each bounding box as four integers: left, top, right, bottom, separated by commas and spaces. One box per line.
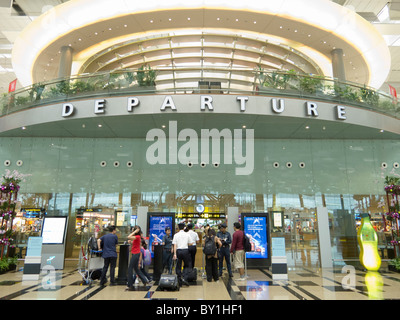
185, 267, 197, 283
89, 269, 102, 280
159, 259, 179, 291
158, 273, 180, 291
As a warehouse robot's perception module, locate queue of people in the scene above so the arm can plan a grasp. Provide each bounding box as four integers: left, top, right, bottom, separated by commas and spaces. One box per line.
96, 221, 247, 289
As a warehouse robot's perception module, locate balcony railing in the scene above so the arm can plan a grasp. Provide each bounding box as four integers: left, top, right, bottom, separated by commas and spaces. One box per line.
1, 68, 399, 119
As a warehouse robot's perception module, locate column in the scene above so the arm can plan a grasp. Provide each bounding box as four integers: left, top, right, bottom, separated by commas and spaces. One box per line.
331, 48, 346, 82
58, 46, 73, 79
316, 206, 333, 268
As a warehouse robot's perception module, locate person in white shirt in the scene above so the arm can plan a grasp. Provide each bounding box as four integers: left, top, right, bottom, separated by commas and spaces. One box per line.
186, 223, 199, 268
172, 223, 194, 286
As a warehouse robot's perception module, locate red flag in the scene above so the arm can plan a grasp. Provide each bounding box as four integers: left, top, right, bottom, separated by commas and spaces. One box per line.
8, 79, 17, 93
389, 84, 397, 98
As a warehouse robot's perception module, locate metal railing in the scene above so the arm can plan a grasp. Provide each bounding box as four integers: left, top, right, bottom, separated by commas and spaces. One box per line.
1, 68, 399, 119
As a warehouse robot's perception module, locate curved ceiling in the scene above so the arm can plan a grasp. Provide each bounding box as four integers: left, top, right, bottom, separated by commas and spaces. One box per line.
12, 0, 391, 89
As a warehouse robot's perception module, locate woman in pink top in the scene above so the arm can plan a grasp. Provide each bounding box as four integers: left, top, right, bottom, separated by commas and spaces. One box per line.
126, 226, 150, 290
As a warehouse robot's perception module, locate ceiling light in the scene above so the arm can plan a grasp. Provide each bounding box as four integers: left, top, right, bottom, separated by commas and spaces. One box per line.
217, 17, 220, 21
242, 125, 246, 128
253, 21, 256, 24
150, 20, 153, 23
124, 24, 127, 27
380, 129, 384, 133
305, 126, 310, 129
162, 125, 166, 128
235, 19, 239, 21
21, 126, 26, 130
98, 124, 102, 128
187, 17, 191, 20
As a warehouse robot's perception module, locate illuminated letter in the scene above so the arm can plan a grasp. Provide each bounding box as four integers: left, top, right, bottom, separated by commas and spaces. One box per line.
62, 103, 74, 117
127, 97, 140, 112
160, 96, 177, 111
237, 96, 248, 112
336, 105, 346, 120
306, 102, 318, 117
94, 99, 106, 114
201, 96, 213, 111
271, 98, 285, 113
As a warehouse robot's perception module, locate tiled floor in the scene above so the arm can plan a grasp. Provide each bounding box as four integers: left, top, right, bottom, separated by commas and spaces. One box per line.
0, 262, 399, 300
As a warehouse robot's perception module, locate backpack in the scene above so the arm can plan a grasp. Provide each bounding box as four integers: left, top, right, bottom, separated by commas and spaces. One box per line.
88, 236, 98, 251
143, 249, 152, 266
243, 232, 252, 252
203, 236, 217, 255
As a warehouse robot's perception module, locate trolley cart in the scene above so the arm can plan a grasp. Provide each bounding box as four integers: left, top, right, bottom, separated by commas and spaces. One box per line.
78, 247, 104, 285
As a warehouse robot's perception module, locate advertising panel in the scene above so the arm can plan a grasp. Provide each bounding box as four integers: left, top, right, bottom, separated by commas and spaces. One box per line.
242, 213, 271, 268
148, 214, 174, 258
243, 216, 268, 259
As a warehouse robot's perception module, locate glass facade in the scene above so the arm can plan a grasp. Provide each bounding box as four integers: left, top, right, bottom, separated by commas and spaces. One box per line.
5, 136, 398, 267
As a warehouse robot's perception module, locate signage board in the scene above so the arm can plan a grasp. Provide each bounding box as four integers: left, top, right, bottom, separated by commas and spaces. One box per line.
41, 217, 67, 244
242, 213, 271, 268
147, 213, 175, 258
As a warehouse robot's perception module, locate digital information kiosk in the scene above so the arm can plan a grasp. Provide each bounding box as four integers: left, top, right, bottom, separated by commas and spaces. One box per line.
40, 216, 68, 269
242, 213, 271, 268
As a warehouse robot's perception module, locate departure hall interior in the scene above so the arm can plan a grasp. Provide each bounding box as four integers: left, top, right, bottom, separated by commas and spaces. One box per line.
0, 0, 399, 303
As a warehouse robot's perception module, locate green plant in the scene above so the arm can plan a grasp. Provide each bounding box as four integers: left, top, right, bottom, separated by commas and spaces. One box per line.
298, 75, 324, 94
71, 80, 94, 93
389, 257, 400, 271
136, 65, 157, 87
334, 84, 361, 102
123, 71, 135, 85
28, 83, 45, 101
14, 95, 30, 106
0, 256, 17, 272
360, 85, 379, 106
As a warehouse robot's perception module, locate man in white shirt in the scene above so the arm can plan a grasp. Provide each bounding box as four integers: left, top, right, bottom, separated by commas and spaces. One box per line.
172, 223, 194, 286
186, 223, 199, 268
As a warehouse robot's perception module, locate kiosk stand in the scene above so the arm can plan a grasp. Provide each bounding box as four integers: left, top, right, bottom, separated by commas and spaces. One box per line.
40, 217, 68, 270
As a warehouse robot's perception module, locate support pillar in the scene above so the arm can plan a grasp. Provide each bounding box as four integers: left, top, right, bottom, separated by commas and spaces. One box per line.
331, 48, 346, 82
58, 46, 73, 79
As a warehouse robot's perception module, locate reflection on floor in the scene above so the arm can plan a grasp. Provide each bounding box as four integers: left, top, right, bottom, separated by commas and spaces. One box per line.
0, 263, 399, 300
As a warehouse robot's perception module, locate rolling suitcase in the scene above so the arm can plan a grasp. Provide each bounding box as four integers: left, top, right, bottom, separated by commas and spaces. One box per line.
158, 260, 180, 291
185, 267, 197, 283
158, 273, 180, 291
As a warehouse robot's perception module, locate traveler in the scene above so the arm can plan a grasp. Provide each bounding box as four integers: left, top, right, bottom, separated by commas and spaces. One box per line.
172, 222, 194, 286
204, 227, 222, 282
231, 222, 246, 281
133, 238, 152, 283
162, 226, 173, 274
186, 223, 199, 268
97, 225, 118, 286
126, 226, 150, 290
217, 223, 233, 278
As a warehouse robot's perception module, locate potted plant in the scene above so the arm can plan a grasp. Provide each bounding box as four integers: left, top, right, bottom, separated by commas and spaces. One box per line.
388, 257, 400, 272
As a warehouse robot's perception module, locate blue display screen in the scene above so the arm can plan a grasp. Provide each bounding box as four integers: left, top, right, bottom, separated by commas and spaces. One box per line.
244, 216, 268, 259
148, 215, 173, 258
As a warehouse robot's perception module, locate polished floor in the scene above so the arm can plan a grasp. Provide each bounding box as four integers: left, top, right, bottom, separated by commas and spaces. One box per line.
0, 261, 399, 301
